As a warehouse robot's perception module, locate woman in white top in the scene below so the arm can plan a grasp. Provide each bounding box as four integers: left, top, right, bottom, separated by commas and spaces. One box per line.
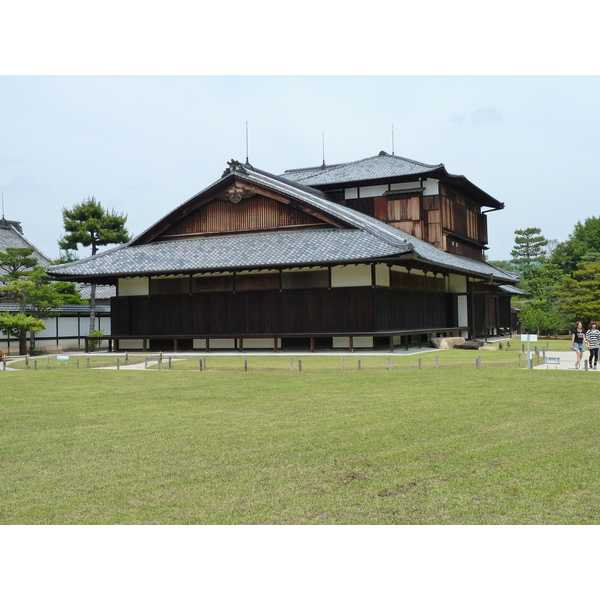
586, 321, 600, 370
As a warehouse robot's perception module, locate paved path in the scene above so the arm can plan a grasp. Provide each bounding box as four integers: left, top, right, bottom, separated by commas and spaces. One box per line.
532, 350, 599, 371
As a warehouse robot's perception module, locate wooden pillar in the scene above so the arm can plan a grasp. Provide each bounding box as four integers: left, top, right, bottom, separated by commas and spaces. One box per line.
205, 338, 210, 352
389, 336, 394, 352
173, 338, 178, 352
310, 337, 315, 353
274, 337, 278, 352
143, 338, 147, 352
349, 336, 354, 352
239, 338, 244, 352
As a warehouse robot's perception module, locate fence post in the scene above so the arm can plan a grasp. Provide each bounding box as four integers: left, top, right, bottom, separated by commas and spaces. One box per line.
158, 357, 162, 371
518, 354, 522, 368
117, 358, 120, 370
418, 358, 422, 370
25, 356, 29, 370
47, 357, 50, 370
435, 356, 439, 370
290, 357, 293, 371
476, 356, 481, 369
76, 358, 79, 369
34, 359, 37, 370
298, 360, 302, 372
341, 357, 344, 371
87, 358, 90, 369
169, 357, 172, 369
388, 357, 391, 371
585, 359, 589, 371
125, 352, 129, 365
358, 359, 361, 371
145, 357, 148, 370
507, 341, 511, 351
199, 359, 203, 371
244, 359, 248, 372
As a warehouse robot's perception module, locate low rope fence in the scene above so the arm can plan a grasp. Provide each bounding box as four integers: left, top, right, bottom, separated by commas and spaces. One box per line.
1, 351, 545, 373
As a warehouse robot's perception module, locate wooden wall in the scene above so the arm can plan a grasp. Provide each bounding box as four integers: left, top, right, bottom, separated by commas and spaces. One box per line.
159, 195, 324, 239
111, 288, 457, 337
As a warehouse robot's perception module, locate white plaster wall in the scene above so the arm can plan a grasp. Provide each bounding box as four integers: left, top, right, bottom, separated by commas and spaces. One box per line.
448, 273, 467, 293
43, 318, 57, 336
457, 295, 469, 327
240, 338, 281, 349
422, 179, 439, 195
359, 185, 388, 198
388, 178, 439, 195
119, 339, 144, 350
344, 188, 358, 200
331, 264, 372, 288
202, 339, 236, 350
333, 336, 374, 349
375, 264, 390, 287
119, 277, 149, 296
57, 318, 79, 336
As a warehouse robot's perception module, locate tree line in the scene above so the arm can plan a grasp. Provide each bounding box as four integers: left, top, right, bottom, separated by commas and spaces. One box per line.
0, 197, 130, 355
488, 218, 600, 335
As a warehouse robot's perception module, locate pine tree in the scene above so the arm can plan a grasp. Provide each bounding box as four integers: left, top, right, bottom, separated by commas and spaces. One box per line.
59, 196, 131, 334
510, 228, 548, 274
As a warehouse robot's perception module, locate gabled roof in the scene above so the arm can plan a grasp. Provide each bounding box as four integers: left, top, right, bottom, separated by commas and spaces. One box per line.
47, 161, 518, 285
0, 218, 52, 267
281, 151, 503, 209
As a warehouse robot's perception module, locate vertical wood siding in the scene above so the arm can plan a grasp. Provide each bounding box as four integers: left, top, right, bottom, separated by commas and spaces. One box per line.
111, 288, 459, 337
160, 195, 323, 238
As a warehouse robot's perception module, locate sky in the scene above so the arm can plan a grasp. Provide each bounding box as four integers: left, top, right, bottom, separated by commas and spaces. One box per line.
2, 75, 600, 263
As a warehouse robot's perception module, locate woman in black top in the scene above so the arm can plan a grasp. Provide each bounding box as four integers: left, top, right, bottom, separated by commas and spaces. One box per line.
571, 321, 587, 370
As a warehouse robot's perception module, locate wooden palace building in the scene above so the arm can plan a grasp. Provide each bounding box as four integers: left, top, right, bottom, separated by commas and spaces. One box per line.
47, 152, 520, 352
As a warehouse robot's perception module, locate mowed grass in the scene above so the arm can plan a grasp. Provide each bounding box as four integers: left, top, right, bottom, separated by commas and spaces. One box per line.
1, 365, 599, 524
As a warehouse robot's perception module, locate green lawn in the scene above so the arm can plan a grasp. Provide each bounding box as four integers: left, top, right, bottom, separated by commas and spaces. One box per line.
1, 364, 598, 524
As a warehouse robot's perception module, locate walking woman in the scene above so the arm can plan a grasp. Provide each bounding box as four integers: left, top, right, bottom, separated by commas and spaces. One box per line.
587, 321, 600, 370
572, 321, 587, 370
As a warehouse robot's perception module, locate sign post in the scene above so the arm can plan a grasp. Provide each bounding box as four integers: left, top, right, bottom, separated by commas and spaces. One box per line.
521, 333, 538, 369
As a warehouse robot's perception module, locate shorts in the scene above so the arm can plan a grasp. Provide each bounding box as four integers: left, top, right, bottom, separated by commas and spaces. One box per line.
573, 343, 585, 352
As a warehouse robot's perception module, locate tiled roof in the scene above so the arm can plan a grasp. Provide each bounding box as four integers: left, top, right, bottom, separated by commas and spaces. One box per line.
280, 151, 503, 209
0, 220, 52, 267
0, 303, 110, 313
48, 162, 518, 284
498, 284, 525, 295
47, 229, 410, 277
78, 284, 115, 300
281, 151, 444, 186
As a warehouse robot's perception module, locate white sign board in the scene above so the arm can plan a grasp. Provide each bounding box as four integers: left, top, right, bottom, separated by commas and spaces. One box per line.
520, 334, 538, 342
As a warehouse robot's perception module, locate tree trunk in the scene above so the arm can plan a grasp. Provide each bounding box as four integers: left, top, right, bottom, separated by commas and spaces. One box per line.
19, 290, 27, 355
89, 283, 96, 334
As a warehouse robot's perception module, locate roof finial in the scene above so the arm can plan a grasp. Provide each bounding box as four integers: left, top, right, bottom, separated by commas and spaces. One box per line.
245, 119, 249, 165
321, 132, 326, 168
1, 191, 4, 220
391, 124, 395, 156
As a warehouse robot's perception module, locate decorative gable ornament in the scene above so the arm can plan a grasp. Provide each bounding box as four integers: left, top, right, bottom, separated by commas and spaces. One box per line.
219, 185, 255, 204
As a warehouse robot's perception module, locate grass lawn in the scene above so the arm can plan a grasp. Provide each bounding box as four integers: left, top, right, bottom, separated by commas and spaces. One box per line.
1, 362, 599, 524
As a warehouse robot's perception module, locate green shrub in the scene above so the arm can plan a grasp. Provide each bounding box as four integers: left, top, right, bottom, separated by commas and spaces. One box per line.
87, 329, 105, 352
